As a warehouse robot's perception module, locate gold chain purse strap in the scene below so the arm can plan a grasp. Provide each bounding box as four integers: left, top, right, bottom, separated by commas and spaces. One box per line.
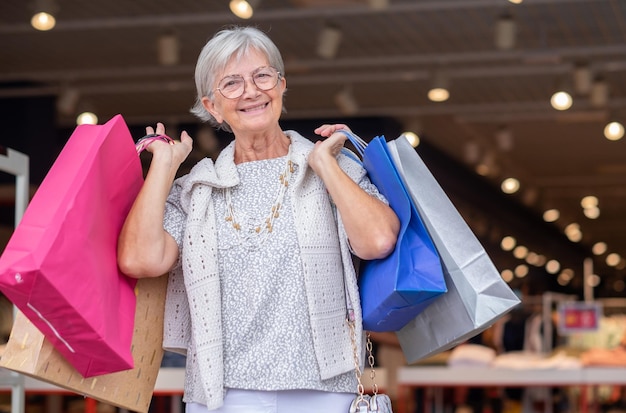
348, 319, 393, 413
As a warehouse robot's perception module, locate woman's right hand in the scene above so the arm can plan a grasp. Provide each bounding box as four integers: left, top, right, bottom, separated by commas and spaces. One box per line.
144, 122, 194, 168
117, 122, 193, 278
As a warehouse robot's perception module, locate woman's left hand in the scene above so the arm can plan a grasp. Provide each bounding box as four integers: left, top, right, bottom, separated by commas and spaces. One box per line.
309, 123, 400, 260
308, 124, 350, 173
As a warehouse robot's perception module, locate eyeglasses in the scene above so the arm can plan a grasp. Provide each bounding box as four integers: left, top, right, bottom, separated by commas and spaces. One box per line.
215, 66, 282, 99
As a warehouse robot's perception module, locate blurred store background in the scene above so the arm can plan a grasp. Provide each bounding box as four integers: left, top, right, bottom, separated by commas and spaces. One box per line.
2, 1, 626, 412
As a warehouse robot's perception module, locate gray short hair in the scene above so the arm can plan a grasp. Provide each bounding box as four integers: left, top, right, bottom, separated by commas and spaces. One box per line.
190, 26, 286, 131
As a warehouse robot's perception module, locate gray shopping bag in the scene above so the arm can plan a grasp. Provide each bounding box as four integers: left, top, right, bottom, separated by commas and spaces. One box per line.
387, 136, 521, 362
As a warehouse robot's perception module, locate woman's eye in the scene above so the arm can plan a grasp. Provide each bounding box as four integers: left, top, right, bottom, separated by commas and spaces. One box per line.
222, 78, 242, 88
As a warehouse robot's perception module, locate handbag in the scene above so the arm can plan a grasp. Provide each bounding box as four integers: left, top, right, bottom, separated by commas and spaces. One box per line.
348, 321, 394, 413
0, 275, 167, 413
384, 135, 521, 362
340, 130, 446, 332
0, 115, 170, 377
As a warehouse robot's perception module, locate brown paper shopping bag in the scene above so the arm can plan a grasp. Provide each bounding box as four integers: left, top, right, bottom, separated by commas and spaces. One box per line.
0, 275, 167, 413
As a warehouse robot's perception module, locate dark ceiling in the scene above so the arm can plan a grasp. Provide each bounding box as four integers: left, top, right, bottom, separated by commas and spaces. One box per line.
1, 0, 626, 298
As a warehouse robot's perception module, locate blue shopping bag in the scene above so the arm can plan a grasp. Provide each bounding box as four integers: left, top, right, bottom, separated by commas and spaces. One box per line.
341, 131, 446, 332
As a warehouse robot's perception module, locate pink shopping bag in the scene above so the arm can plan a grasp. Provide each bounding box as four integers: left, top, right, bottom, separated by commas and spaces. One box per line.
0, 114, 142, 377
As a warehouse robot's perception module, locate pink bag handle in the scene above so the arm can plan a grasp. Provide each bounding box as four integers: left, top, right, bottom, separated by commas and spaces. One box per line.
135, 134, 173, 154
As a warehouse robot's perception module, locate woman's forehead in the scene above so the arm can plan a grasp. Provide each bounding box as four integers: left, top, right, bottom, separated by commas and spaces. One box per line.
221, 48, 269, 75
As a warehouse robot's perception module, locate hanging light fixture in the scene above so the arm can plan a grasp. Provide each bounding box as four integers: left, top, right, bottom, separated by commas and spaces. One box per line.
317, 23, 342, 59
494, 14, 516, 50
157, 31, 180, 66
427, 71, 450, 102
573, 63, 593, 95
590, 75, 609, 108
368, 0, 389, 10
31, 0, 58, 31
229, 0, 259, 19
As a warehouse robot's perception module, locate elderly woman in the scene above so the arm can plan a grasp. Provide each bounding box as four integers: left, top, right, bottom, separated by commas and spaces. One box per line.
117, 26, 399, 413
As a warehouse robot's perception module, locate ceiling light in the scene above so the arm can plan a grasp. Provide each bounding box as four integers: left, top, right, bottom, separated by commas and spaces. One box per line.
317, 23, 342, 59
475, 150, 498, 177
569, 232, 582, 243
508, 0, 523, 3
501, 177, 520, 194
604, 121, 624, 141
581, 195, 598, 208
501, 269, 514, 283
229, 0, 259, 19
76, 111, 98, 125
557, 274, 571, 286
428, 72, 450, 102
525, 251, 540, 266
550, 90, 573, 111
565, 226, 583, 242
546, 259, 560, 274
534, 254, 547, 267
606, 253, 621, 267
560, 268, 575, 281
587, 274, 601, 287
514, 264, 528, 278
592, 242, 607, 255
513, 245, 528, 259
157, 32, 180, 66
475, 164, 490, 176
31, 0, 58, 31
583, 206, 600, 219
401, 131, 420, 147
495, 14, 516, 50
500, 236, 516, 251
543, 208, 559, 222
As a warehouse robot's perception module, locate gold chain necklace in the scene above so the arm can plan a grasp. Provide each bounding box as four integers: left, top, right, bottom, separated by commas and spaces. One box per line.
224, 146, 295, 246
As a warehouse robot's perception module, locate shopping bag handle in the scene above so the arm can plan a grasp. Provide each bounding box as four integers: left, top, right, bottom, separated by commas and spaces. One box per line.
135, 133, 173, 154
337, 129, 368, 161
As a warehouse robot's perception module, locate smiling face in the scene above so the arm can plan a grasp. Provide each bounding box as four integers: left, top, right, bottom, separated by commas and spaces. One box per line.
202, 48, 286, 136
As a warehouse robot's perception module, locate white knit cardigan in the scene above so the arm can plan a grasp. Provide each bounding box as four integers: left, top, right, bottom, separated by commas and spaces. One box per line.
162, 131, 366, 410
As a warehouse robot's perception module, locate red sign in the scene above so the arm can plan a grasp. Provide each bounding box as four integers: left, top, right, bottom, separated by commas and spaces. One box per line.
558, 302, 601, 333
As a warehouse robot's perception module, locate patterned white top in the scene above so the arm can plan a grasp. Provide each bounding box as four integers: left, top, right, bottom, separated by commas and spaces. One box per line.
214, 156, 354, 392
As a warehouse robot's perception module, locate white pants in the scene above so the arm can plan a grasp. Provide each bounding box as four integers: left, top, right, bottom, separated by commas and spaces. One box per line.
186, 389, 355, 413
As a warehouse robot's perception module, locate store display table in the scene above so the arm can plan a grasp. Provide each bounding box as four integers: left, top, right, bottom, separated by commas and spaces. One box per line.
396, 366, 626, 413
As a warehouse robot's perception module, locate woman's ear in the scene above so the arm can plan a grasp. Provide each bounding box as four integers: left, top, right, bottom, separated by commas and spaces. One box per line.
202, 96, 223, 124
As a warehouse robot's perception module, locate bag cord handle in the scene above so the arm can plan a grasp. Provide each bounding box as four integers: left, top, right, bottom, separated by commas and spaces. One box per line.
338, 129, 368, 159
135, 133, 174, 154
